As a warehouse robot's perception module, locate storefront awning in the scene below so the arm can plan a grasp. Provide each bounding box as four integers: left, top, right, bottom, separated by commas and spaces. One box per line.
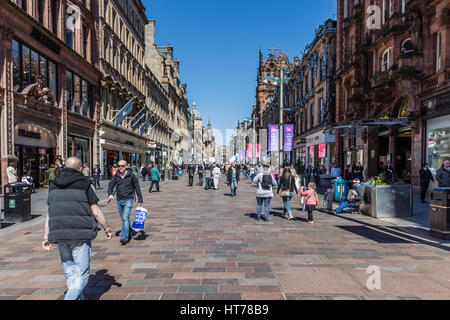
325, 117, 416, 134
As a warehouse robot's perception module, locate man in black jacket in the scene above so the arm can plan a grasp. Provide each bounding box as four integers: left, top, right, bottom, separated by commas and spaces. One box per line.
43, 157, 113, 300
419, 163, 435, 203
227, 162, 240, 197
197, 163, 204, 186
108, 160, 143, 245
187, 161, 196, 187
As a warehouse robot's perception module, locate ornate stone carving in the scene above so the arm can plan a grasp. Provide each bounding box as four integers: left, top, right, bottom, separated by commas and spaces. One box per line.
23, 75, 57, 113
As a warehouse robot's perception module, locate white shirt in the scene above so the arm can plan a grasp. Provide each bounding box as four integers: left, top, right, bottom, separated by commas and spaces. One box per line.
213, 167, 221, 177
330, 167, 341, 178
6, 166, 17, 183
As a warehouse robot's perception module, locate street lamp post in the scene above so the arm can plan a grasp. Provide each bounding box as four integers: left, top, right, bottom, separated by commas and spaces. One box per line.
261, 48, 292, 168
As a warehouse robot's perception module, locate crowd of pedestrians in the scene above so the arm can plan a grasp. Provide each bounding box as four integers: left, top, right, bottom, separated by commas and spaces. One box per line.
39, 155, 450, 300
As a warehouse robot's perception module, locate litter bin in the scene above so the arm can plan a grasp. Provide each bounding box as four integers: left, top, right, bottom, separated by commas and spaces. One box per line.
334, 177, 348, 202
160, 170, 165, 181
429, 188, 450, 240
3, 183, 31, 223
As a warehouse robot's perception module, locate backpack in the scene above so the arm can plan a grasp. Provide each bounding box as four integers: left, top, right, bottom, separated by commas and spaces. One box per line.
260, 174, 273, 190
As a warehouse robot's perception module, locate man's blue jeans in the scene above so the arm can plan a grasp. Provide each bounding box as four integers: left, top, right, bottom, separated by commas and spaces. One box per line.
257, 197, 272, 221
230, 178, 238, 196
117, 199, 134, 241
335, 200, 351, 213
59, 241, 91, 300
282, 192, 294, 213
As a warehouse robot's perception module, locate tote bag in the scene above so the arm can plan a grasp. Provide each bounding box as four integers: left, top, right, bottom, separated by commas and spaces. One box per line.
132, 206, 148, 231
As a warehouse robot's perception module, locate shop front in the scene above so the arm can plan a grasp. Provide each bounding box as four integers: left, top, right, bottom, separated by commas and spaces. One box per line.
14, 124, 57, 188
427, 114, 450, 177
306, 130, 336, 174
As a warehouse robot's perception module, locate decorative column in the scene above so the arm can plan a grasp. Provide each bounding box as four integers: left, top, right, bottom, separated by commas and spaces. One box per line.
0, 26, 16, 191
58, 63, 68, 160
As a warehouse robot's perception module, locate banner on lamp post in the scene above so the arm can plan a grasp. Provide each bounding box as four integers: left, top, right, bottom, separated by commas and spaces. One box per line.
283, 125, 294, 152
268, 125, 279, 152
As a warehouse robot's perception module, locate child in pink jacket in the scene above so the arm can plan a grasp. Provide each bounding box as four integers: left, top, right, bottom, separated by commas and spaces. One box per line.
300, 182, 319, 224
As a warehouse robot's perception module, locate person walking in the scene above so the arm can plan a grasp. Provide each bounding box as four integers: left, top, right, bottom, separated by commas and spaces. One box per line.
436, 159, 450, 188
227, 162, 240, 197
111, 163, 119, 177
140, 164, 147, 181
419, 163, 435, 203
42, 157, 113, 300
188, 162, 196, 187
197, 163, 204, 186
93, 164, 102, 190
250, 165, 256, 182
149, 164, 161, 193
313, 164, 322, 187
213, 164, 221, 190
204, 165, 211, 190
300, 182, 320, 224
48, 164, 57, 186
253, 164, 278, 222
305, 165, 313, 184
277, 167, 299, 220
108, 160, 143, 245
82, 164, 91, 178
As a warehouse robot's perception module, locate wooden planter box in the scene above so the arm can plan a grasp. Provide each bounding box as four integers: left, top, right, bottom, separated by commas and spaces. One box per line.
360, 184, 412, 218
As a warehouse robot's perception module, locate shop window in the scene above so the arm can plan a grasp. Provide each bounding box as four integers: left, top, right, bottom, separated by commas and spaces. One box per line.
12, 39, 20, 91
30, 50, 39, 84
74, 74, 81, 113
66, 70, 73, 111
81, 79, 89, 117
21, 44, 31, 88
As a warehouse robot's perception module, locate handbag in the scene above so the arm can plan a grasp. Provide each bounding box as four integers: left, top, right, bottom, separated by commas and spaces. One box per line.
279, 177, 291, 197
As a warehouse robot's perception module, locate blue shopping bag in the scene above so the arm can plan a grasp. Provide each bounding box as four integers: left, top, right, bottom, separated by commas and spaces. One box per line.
132, 206, 148, 231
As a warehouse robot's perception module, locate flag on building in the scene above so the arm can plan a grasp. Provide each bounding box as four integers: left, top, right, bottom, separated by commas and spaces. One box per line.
140, 116, 152, 136
115, 99, 134, 126
131, 107, 147, 130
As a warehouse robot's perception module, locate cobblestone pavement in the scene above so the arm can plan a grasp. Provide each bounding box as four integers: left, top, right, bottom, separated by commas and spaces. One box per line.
0, 177, 449, 300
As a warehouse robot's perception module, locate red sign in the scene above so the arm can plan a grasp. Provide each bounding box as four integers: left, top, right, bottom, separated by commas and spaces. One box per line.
310, 146, 315, 158
318, 144, 327, 159
147, 141, 157, 145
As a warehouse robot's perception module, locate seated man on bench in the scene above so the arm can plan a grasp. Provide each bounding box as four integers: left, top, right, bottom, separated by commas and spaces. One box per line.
331, 179, 363, 215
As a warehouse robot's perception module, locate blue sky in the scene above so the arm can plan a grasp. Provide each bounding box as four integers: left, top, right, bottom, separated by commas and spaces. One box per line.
143, 0, 337, 145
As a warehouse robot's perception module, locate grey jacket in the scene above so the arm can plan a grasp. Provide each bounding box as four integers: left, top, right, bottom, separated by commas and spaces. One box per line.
253, 172, 278, 198
436, 166, 450, 188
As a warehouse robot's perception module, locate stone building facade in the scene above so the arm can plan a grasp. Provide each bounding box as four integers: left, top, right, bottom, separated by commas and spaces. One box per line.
98, 0, 153, 172
335, 0, 450, 191
145, 20, 191, 166
1, 0, 100, 189
290, 19, 337, 173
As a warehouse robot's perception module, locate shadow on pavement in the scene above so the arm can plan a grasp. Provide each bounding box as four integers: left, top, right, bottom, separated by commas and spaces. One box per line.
333, 213, 450, 251
85, 270, 122, 300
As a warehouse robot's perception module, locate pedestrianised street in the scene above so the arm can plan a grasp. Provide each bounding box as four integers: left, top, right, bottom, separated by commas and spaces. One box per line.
0, 177, 449, 300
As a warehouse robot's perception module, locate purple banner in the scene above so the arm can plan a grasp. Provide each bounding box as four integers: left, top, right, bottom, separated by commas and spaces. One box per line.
268, 125, 279, 152
284, 125, 294, 152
